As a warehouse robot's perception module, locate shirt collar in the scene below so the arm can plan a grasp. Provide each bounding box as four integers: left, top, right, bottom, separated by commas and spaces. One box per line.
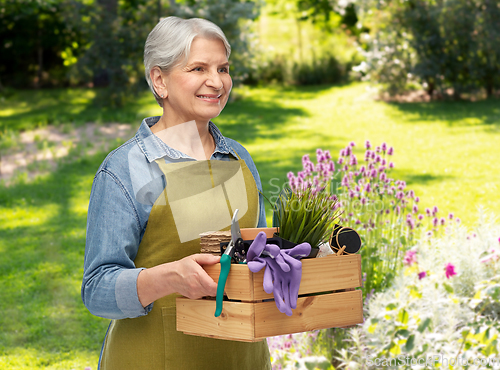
136, 116, 238, 163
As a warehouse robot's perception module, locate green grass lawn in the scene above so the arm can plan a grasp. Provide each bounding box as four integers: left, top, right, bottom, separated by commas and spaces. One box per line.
1, 83, 499, 368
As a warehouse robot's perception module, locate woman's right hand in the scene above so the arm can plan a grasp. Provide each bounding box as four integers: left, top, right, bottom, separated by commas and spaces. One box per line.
137, 254, 220, 307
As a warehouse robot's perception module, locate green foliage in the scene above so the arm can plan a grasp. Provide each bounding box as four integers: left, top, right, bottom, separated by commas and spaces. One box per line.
271, 186, 341, 249
0, 0, 90, 88
247, 2, 360, 86
355, 0, 500, 98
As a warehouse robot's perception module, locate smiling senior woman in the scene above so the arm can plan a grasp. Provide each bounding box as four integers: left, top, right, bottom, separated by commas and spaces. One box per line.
82, 17, 271, 369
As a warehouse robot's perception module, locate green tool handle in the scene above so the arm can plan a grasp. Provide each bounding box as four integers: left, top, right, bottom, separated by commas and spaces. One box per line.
215, 254, 231, 317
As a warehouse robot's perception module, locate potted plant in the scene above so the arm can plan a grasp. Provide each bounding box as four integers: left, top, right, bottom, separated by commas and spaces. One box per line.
271, 185, 341, 257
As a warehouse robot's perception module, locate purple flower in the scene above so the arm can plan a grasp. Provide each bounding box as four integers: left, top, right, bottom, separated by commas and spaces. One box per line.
345, 146, 352, 156
365, 140, 371, 149
365, 183, 372, 192
426, 208, 431, 216
327, 161, 335, 172
432, 206, 439, 216
341, 175, 349, 187
406, 217, 415, 230
287, 171, 294, 180
418, 214, 424, 220
433, 217, 439, 227
324, 150, 331, 160
418, 271, 427, 280
381, 142, 387, 151
350, 155, 358, 166
375, 155, 382, 163
388, 147, 394, 155
415, 196, 420, 203
395, 205, 401, 215
338, 157, 344, 165
375, 146, 381, 153
440, 217, 446, 226
456, 218, 461, 224
445, 263, 457, 279
404, 250, 417, 266
350, 141, 356, 147
379, 172, 387, 182
412, 205, 418, 213
389, 162, 394, 169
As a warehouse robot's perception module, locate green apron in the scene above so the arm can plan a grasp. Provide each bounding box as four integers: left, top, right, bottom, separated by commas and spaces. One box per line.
99, 155, 271, 369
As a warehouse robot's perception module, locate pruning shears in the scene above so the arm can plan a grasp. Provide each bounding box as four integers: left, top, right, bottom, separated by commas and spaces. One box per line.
215, 209, 243, 317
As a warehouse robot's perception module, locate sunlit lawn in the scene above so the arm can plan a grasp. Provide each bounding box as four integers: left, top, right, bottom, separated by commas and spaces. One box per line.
1, 82, 499, 368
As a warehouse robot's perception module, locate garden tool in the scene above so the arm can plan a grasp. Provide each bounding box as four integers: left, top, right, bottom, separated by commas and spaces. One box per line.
215, 209, 243, 317
329, 225, 362, 255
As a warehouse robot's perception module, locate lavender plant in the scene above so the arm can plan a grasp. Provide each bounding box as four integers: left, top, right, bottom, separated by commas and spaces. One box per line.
286, 142, 452, 295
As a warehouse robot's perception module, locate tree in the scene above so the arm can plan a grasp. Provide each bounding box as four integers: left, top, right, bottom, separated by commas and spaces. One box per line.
355, 0, 500, 98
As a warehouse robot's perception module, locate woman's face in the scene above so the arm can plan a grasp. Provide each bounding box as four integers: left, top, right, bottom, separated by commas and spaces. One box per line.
163, 37, 232, 125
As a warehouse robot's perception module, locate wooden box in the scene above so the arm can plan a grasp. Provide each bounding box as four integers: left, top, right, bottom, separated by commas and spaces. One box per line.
176, 228, 363, 342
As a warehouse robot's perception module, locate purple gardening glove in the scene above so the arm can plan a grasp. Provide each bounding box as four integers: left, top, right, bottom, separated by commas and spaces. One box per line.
247, 232, 290, 271
247, 234, 311, 316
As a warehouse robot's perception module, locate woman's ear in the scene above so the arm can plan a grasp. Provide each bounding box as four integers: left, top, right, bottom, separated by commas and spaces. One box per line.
150, 67, 167, 99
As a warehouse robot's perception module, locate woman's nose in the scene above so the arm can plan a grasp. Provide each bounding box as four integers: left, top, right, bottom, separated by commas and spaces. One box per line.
206, 70, 223, 89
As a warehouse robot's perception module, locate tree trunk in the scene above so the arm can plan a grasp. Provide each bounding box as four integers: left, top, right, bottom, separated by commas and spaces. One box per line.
93, 0, 118, 87
36, 25, 43, 89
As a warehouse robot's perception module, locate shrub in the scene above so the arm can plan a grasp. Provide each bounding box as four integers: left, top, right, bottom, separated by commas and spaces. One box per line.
355, 0, 500, 99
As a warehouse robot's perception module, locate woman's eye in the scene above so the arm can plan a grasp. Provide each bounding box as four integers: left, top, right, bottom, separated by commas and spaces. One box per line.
192, 67, 203, 72
218, 67, 229, 73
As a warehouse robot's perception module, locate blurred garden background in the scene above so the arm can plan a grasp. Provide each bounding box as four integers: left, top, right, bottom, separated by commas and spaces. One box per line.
1, 0, 499, 368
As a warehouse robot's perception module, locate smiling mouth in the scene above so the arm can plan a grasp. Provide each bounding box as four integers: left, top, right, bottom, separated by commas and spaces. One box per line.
196, 94, 222, 99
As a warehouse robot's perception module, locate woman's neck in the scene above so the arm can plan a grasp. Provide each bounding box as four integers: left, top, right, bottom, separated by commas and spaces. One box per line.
152, 116, 215, 160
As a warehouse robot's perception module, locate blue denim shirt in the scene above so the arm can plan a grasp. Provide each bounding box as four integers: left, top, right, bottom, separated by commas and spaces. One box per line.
82, 116, 266, 320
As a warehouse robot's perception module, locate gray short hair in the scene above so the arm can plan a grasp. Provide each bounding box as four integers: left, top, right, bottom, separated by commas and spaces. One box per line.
144, 16, 231, 107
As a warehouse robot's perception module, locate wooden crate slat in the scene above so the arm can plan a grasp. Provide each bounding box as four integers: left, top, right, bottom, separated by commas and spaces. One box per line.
204, 254, 362, 301
176, 298, 256, 342
240, 227, 277, 240
253, 290, 363, 339
203, 263, 255, 301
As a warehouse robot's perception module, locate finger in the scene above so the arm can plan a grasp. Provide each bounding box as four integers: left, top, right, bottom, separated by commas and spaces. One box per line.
248, 259, 266, 273
289, 269, 302, 309
199, 272, 218, 296
263, 262, 274, 294
264, 243, 280, 258
283, 242, 311, 259
191, 253, 221, 266
247, 232, 267, 261
275, 253, 291, 272
281, 253, 302, 270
